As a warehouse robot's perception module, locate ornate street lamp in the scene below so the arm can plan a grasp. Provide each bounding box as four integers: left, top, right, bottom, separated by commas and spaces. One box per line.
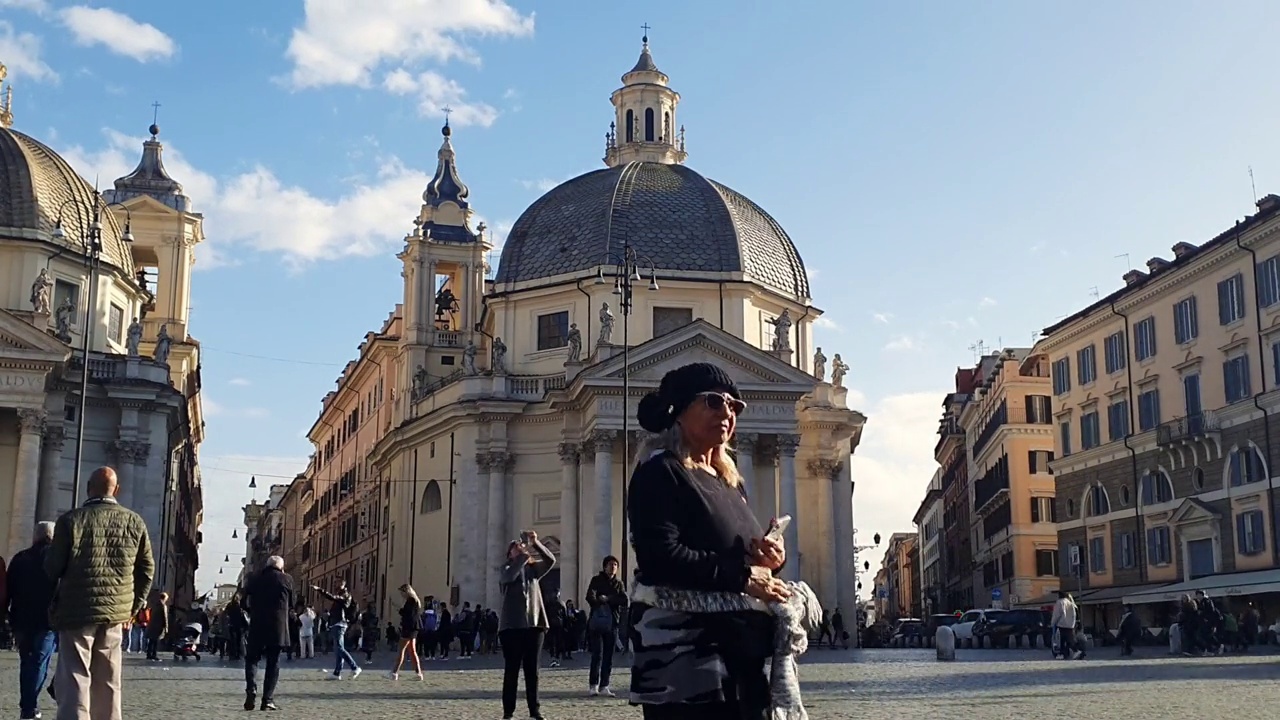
853, 531, 881, 649
596, 243, 659, 582
52, 192, 134, 507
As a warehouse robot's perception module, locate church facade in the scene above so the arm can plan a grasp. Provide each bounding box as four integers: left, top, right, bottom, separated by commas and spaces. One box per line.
0, 64, 206, 607
293, 40, 866, 619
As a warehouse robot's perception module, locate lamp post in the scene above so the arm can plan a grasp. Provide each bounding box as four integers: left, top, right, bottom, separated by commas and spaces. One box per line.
52, 191, 134, 507
595, 245, 659, 584
852, 531, 881, 648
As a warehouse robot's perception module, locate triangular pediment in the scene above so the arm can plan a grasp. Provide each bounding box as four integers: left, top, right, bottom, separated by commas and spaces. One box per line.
1171, 497, 1220, 525
581, 319, 818, 390
0, 309, 72, 364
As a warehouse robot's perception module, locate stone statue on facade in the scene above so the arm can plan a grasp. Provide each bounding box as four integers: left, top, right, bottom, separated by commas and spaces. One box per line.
153, 324, 172, 365
54, 297, 74, 342
598, 302, 615, 345
462, 340, 478, 375
492, 337, 508, 374
768, 309, 793, 352
566, 323, 582, 363
813, 347, 827, 381
831, 353, 849, 388
413, 365, 429, 392
126, 317, 143, 357
30, 268, 52, 314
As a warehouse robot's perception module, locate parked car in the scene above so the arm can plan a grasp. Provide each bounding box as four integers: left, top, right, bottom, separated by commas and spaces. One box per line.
952, 609, 1006, 648
973, 609, 1050, 648
890, 618, 924, 647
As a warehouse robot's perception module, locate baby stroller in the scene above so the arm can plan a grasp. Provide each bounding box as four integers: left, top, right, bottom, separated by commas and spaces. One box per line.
173, 622, 203, 662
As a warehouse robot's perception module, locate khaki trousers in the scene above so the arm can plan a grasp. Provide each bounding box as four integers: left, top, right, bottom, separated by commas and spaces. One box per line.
55, 623, 123, 720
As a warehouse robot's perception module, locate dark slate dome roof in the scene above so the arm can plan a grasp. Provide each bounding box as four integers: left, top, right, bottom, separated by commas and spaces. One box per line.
0, 128, 134, 273
495, 162, 809, 299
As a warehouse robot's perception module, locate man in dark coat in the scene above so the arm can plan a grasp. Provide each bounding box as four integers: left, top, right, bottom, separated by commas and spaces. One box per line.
242, 556, 294, 711
7, 521, 57, 720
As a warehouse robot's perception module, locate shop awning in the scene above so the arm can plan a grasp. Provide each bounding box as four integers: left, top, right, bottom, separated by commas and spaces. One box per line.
1078, 583, 1172, 605
1121, 568, 1280, 605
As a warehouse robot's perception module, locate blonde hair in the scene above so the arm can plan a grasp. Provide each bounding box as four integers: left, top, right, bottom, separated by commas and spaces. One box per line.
399, 584, 421, 606
633, 424, 742, 488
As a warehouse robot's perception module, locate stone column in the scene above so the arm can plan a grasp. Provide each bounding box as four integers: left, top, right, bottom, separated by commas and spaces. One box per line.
776, 434, 801, 581
736, 433, 758, 516
36, 423, 66, 522
485, 450, 513, 608
558, 442, 580, 604
110, 440, 150, 512
8, 408, 45, 558
588, 429, 615, 567
809, 458, 842, 610
834, 456, 856, 617
757, 440, 778, 525
469, 452, 491, 604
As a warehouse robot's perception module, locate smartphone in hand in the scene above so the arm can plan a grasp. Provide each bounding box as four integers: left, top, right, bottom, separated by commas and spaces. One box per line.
766, 515, 791, 543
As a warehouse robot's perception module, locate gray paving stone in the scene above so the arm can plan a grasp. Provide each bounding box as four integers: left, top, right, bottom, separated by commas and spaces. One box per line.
0, 646, 1275, 719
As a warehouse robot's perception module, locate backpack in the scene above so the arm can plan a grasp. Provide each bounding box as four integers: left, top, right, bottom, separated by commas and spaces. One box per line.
589, 604, 614, 633
421, 610, 438, 632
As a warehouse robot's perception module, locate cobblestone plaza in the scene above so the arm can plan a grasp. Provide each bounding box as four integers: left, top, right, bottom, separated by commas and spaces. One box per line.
2, 649, 1274, 719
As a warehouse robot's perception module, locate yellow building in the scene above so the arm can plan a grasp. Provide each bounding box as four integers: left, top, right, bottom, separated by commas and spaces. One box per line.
1035, 195, 1280, 630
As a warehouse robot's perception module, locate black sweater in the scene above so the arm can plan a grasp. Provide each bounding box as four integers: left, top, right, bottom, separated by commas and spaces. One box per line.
628, 451, 763, 593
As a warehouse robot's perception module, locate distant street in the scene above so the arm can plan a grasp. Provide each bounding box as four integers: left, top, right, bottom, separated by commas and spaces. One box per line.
2, 647, 1275, 719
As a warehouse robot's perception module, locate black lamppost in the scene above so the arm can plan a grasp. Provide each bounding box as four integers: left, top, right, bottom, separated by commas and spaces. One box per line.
52, 191, 134, 506
853, 531, 881, 648
596, 245, 659, 583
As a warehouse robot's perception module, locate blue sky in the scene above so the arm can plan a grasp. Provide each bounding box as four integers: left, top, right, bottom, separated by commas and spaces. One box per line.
5, 0, 1280, 596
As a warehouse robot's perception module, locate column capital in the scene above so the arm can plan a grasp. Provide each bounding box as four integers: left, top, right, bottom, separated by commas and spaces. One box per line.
474, 451, 491, 470
43, 423, 66, 450
16, 407, 46, 435
586, 429, 616, 454
735, 432, 759, 455
111, 439, 152, 465
557, 442, 579, 464
807, 457, 843, 479
487, 450, 515, 472
776, 434, 801, 457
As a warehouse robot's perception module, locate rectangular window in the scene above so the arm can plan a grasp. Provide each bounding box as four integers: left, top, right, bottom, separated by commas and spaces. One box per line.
1224, 354, 1252, 403
1237, 510, 1266, 555
1080, 411, 1101, 450
1146, 526, 1172, 565
1035, 549, 1058, 577
1025, 395, 1052, 424
1261, 255, 1280, 307
1059, 420, 1072, 457
1218, 273, 1247, 325
1107, 399, 1130, 442
1118, 532, 1136, 569
1103, 332, 1127, 374
1028, 450, 1054, 475
761, 313, 777, 351
1137, 388, 1161, 432
1088, 536, 1107, 573
1030, 495, 1056, 522
652, 306, 694, 337
536, 311, 570, 351
1052, 357, 1072, 396
1077, 345, 1097, 385
1173, 296, 1199, 344
1134, 317, 1157, 361
108, 304, 124, 344
1272, 340, 1280, 388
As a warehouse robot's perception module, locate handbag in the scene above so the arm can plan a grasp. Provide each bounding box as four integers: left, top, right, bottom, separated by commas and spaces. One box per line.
588, 604, 614, 633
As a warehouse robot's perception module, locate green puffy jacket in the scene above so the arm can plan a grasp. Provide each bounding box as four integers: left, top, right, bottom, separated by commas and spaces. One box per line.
45, 496, 155, 630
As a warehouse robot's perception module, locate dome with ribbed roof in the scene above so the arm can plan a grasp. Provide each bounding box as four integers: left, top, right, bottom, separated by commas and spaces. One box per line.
0, 128, 134, 273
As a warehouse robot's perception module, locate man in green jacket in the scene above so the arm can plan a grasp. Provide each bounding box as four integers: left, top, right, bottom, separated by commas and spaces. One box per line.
45, 466, 154, 720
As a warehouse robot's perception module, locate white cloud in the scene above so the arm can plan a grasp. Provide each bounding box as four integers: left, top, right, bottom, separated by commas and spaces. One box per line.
229, 377, 252, 387
872, 312, 893, 325
813, 316, 840, 331
884, 335, 921, 352
200, 397, 270, 420
979, 296, 997, 308
59, 6, 177, 62
519, 178, 561, 193
940, 319, 961, 331
0, 0, 49, 13
242, 407, 270, 419
382, 69, 497, 127
848, 391, 945, 592
0, 21, 57, 81
59, 128, 431, 266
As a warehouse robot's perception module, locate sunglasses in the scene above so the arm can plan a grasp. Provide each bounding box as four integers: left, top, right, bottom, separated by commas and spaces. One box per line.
697, 391, 747, 415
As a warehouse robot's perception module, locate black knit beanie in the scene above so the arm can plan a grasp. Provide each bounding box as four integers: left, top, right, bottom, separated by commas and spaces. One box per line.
637, 362, 741, 433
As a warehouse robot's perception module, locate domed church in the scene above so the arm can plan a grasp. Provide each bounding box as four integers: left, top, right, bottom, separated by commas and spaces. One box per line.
334, 39, 865, 617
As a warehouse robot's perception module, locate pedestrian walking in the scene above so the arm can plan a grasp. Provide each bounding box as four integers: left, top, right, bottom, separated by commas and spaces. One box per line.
311, 580, 361, 680
1051, 591, 1081, 659
499, 530, 556, 720
388, 585, 423, 681
45, 466, 155, 720
142, 591, 168, 661
297, 604, 316, 659
584, 555, 625, 697
242, 556, 294, 711
7, 521, 58, 720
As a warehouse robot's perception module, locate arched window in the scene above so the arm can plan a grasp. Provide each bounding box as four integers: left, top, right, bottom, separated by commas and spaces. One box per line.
1086, 484, 1110, 517
420, 480, 443, 514
625, 110, 635, 142
644, 108, 655, 142
1140, 471, 1175, 506
1228, 445, 1268, 487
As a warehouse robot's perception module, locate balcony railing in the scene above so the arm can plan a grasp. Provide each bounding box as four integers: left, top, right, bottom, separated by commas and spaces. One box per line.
1156, 411, 1220, 445
971, 400, 1008, 456
432, 329, 463, 348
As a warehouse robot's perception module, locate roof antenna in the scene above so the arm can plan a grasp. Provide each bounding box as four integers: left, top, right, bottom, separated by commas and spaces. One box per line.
1115, 253, 1131, 271
1250, 166, 1259, 205
1089, 286, 1099, 299
968, 339, 988, 362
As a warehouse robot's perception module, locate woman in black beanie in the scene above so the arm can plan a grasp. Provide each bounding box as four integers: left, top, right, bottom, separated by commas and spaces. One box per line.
627, 362, 791, 720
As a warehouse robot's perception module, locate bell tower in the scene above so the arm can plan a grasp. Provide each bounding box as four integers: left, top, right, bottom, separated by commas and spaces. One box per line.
603, 30, 688, 167
397, 116, 491, 417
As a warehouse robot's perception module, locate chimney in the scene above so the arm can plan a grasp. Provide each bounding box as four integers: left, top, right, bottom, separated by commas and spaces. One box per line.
1146, 257, 1171, 274
1123, 269, 1148, 286
1172, 241, 1198, 259
1257, 194, 1280, 213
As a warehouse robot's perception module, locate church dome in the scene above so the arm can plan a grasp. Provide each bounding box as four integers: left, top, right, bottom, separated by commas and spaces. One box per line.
0, 128, 134, 273
495, 161, 810, 299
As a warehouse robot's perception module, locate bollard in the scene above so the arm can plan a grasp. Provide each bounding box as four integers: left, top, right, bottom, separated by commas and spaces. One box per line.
935, 625, 956, 661
1168, 622, 1182, 655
